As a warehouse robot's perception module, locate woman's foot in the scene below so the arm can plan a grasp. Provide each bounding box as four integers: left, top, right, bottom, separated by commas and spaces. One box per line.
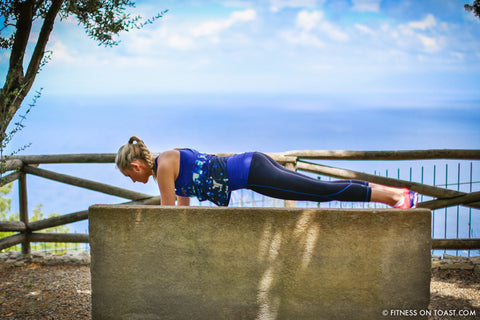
393, 189, 418, 209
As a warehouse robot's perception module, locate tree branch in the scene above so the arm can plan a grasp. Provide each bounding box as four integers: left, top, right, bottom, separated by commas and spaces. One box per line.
6, 1, 34, 84
25, 0, 64, 83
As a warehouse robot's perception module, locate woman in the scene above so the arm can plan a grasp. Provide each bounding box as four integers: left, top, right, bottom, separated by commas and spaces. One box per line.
116, 136, 418, 208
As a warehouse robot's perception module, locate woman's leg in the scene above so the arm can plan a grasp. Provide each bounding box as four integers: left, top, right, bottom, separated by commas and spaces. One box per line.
247, 153, 371, 202
246, 153, 416, 207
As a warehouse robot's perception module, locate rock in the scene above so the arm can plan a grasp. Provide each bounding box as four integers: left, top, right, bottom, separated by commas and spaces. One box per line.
443, 253, 463, 260
474, 265, 480, 275
470, 256, 480, 264
440, 262, 474, 270
4, 252, 20, 261
430, 254, 480, 270
13, 261, 25, 267
0, 250, 91, 266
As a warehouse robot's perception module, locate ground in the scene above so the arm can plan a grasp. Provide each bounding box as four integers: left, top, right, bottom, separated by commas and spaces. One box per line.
0, 264, 478, 319
0, 264, 90, 319
429, 268, 480, 320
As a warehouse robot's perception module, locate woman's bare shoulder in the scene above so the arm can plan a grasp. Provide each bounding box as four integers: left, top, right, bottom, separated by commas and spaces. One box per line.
158, 149, 180, 164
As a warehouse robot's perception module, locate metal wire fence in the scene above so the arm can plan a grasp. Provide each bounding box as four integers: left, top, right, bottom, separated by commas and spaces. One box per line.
215, 160, 479, 257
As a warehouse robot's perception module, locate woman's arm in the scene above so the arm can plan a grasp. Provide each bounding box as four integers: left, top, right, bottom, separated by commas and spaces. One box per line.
156, 150, 181, 206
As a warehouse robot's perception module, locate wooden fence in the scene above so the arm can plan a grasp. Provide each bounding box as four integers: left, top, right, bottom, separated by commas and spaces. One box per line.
1, 149, 479, 254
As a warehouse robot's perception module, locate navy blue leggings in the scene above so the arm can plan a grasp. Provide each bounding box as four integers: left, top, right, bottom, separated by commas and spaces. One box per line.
246, 152, 371, 202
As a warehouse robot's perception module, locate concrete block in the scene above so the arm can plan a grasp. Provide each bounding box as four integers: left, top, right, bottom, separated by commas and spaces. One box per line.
89, 205, 431, 320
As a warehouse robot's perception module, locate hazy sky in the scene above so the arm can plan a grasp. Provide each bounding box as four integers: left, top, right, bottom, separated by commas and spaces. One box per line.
2, 0, 479, 98
1, 0, 479, 157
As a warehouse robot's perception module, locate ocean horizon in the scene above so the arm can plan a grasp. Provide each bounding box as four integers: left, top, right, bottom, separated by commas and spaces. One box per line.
3, 92, 479, 255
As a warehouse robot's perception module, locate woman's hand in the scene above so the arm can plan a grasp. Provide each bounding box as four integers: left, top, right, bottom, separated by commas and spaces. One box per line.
177, 196, 190, 206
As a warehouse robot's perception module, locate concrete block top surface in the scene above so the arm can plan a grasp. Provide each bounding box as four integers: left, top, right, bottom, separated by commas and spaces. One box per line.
89, 204, 431, 218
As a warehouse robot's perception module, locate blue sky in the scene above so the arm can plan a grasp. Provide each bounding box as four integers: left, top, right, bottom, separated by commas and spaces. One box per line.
2, 0, 478, 97
0, 0, 478, 167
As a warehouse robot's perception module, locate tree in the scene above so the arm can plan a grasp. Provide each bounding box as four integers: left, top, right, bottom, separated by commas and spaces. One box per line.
465, 0, 480, 19
0, 0, 166, 146
0, 183, 13, 219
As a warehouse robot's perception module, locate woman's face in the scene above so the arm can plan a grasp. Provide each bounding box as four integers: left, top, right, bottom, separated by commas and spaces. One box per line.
121, 160, 151, 184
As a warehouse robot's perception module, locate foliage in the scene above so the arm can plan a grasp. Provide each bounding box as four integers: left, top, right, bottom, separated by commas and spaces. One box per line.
465, 0, 480, 19
0, 0, 167, 151
0, 183, 13, 219
0, 0, 167, 51
61, 0, 167, 47
0, 182, 78, 253
0, 88, 41, 178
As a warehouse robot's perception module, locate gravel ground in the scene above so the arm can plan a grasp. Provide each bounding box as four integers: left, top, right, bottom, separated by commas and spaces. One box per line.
0, 263, 479, 319
0, 263, 91, 319
429, 269, 480, 320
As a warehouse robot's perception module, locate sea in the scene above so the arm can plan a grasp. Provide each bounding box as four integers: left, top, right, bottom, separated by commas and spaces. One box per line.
3, 92, 480, 255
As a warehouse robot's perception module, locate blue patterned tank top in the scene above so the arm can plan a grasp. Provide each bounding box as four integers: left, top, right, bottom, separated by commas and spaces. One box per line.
174, 149, 230, 206
171, 149, 253, 206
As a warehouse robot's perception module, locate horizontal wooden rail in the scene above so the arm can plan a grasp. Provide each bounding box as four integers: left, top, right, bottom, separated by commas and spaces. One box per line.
10, 203, 158, 233
0, 221, 26, 232
1, 159, 24, 173
215, 153, 298, 164
9, 153, 116, 164
0, 233, 89, 251
6, 149, 480, 165
28, 210, 89, 231
123, 196, 162, 206
0, 234, 25, 251
284, 149, 480, 160
29, 232, 89, 243
23, 165, 152, 201
432, 239, 480, 250
418, 191, 480, 210
0, 171, 22, 187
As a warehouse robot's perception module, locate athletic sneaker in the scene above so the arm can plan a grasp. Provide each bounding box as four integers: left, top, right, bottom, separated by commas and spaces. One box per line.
393, 189, 418, 209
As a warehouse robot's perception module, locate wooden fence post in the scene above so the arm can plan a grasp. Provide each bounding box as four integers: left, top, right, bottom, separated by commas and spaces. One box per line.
19, 171, 30, 254
284, 161, 297, 208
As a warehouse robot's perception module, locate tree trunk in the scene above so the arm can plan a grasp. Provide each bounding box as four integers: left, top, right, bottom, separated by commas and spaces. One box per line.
0, 0, 34, 141
0, 0, 64, 143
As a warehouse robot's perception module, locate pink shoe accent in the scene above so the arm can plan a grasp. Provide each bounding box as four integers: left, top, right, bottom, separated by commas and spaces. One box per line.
394, 189, 418, 209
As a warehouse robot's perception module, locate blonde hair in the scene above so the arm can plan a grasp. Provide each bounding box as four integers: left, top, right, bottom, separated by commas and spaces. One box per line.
115, 136, 155, 175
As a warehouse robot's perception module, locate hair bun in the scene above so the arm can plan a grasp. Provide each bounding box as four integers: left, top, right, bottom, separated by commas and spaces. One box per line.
129, 136, 140, 144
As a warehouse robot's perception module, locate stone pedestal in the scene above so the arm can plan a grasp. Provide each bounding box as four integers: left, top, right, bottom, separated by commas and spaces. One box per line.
89, 205, 431, 320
